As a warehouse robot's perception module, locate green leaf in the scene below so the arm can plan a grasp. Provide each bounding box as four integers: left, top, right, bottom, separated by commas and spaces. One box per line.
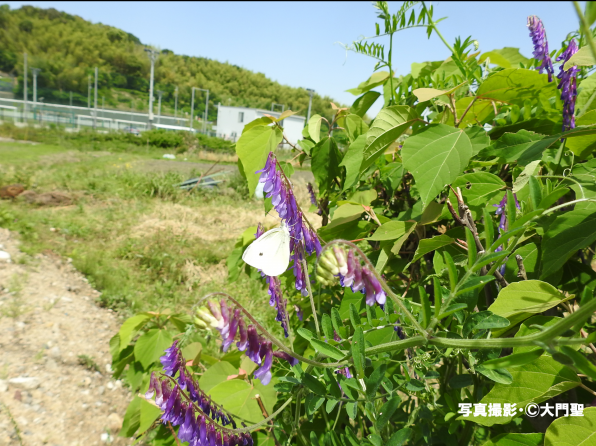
351, 91, 381, 117
302, 373, 327, 396
518, 126, 596, 166
138, 399, 162, 435
513, 160, 541, 193
408, 234, 454, 266
560, 346, 596, 380
488, 280, 572, 336
464, 125, 491, 155
346, 71, 390, 96
463, 311, 510, 338
340, 135, 366, 191
402, 124, 473, 208
207, 378, 274, 423
564, 45, 595, 70
377, 397, 400, 429
450, 172, 506, 209
456, 275, 495, 296
331, 308, 344, 335
405, 379, 426, 392
541, 209, 596, 278
479, 47, 530, 69
312, 137, 342, 194
476, 68, 557, 107
321, 313, 334, 341
361, 105, 420, 172
236, 125, 283, 195
481, 433, 544, 446
367, 220, 416, 241
387, 428, 413, 446
297, 328, 315, 341
133, 329, 174, 369
352, 327, 365, 378
544, 407, 596, 446
481, 130, 546, 163
566, 111, 596, 158
308, 114, 323, 143
481, 349, 544, 370
344, 114, 369, 143
576, 72, 596, 115
119, 396, 142, 437
472, 250, 511, 272
475, 366, 514, 385
118, 313, 152, 352
310, 339, 346, 360
199, 361, 238, 392
365, 364, 387, 399
470, 356, 580, 426
349, 303, 362, 329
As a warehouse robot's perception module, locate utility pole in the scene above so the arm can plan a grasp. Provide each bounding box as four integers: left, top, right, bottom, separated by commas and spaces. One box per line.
31, 68, 40, 106
23, 53, 27, 121
69, 91, 72, 107
157, 90, 163, 124
93, 67, 98, 130
145, 48, 158, 130
191, 88, 209, 133
174, 86, 178, 119
190, 87, 195, 131
88, 75, 91, 108
306, 88, 315, 123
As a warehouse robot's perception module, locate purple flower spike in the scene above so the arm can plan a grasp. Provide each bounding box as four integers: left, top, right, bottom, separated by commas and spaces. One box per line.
198, 415, 207, 444
216, 431, 223, 446
527, 16, 555, 82
557, 39, 579, 132
236, 317, 248, 351
273, 350, 299, 367
160, 341, 180, 377
254, 341, 273, 385
351, 259, 365, 293
246, 325, 262, 364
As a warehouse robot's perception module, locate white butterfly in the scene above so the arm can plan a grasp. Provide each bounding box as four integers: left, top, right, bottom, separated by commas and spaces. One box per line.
242, 222, 291, 277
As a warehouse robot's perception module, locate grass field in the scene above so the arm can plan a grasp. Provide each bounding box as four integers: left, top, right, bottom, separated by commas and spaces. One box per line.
0, 135, 319, 340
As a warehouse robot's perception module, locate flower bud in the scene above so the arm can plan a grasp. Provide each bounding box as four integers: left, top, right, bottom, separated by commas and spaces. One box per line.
193, 317, 208, 329
333, 247, 348, 276
319, 253, 339, 276
196, 307, 220, 329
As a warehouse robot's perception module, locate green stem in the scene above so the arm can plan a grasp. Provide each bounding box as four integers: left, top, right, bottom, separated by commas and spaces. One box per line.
389, 33, 396, 104
553, 139, 567, 173
422, 1, 455, 54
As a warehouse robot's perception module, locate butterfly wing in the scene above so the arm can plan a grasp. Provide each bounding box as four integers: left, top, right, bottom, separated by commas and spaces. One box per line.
242, 226, 291, 276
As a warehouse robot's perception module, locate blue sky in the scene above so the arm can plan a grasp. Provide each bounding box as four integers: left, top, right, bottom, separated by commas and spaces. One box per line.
4, 1, 585, 116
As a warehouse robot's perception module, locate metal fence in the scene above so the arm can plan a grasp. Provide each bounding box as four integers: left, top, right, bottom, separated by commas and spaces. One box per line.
0, 98, 215, 134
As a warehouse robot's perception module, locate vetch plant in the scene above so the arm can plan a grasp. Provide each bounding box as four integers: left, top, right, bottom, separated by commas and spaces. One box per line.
114, 2, 596, 445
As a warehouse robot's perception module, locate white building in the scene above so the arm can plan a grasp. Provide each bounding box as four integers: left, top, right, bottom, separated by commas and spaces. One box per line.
214, 105, 306, 147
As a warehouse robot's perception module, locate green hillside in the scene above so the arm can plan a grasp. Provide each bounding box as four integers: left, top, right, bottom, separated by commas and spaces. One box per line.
0, 4, 338, 121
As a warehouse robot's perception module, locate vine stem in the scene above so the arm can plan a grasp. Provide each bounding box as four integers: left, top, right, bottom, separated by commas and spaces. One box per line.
301, 258, 321, 339
197, 293, 349, 368
319, 240, 428, 338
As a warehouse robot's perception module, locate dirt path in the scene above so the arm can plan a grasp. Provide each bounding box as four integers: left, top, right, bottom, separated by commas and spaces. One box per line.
0, 228, 131, 446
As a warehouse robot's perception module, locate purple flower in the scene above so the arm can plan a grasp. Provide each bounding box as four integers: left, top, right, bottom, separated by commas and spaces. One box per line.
160, 341, 181, 377
394, 319, 406, 339
236, 317, 248, 351
362, 267, 386, 307
219, 299, 230, 337
146, 372, 158, 399
557, 39, 579, 131
294, 304, 304, 321
246, 325, 262, 364
254, 341, 273, 385
527, 16, 555, 82
273, 350, 299, 367
222, 309, 240, 352
178, 405, 197, 442
267, 276, 289, 337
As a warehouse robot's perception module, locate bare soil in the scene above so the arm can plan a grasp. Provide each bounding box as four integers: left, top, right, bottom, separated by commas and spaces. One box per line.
0, 228, 132, 446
